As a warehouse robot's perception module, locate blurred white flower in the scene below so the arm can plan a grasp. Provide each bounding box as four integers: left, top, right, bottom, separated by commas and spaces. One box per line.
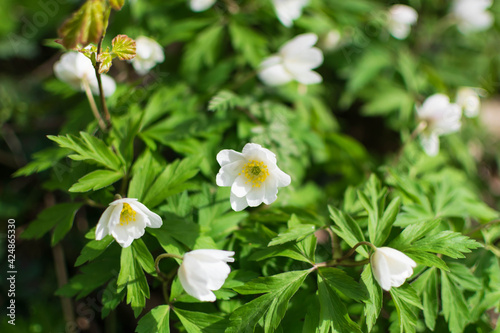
456, 87, 481, 118
54, 52, 116, 97
190, 0, 216, 12
322, 30, 342, 51
388, 4, 418, 40
95, 198, 162, 248
216, 143, 291, 211
178, 249, 235, 302
371, 247, 417, 291
131, 36, 165, 75
272, 0, 308, 27
417, 94, 462, 156
452, 0, 493, 33
258, 33, 323, 86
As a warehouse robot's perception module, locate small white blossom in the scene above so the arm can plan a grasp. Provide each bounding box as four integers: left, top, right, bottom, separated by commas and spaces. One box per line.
258, 33, 323, 86
131, 36, 165, 75
456, 87, 481, 118
53, 52, 116, 97
417, 94, 462, 156
216, 143, 291, 211
388, 4, 418, 40
95, 198, 162, 248
322, 30, 342, 51
178, 249, 235, 302
190, 0, 216, 12
272, 0, 308, 27
452, 0, 493, 33
371, 247, 417, 291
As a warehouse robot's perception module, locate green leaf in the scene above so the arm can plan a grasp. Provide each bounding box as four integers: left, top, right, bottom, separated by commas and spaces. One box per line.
21, 203, 82, 246
127, 150, 160, 201
136, 305, 170, 333
132, 239, 156, 276
318, 267, 368, 302
390, 218, 441, 247
441, 271, 471, 333
361, 265, 382, 332
142, 156, 201, 208
75, 235, 114, 266
13, 147, 70, 177
111, 34, 136, 60
446, 262, 482, 291
389, 284, 422, 333
328, 206, 368, 257
58, 0, 104, 49
109, 0, 125, 10
412, 269, 438, 331
229, 270, 310, 333
174, 308, 227, 333
68, 169, 123, 192
317, 274, 362, 333
411, 231, 482, 259
101, 278, 126, 318
268, 215, 316, 246
228, 20, 267, 67
404, 249, 448, 271
97, 50, 113, 73
48, 132, 123, 171
208, 90, 240, 112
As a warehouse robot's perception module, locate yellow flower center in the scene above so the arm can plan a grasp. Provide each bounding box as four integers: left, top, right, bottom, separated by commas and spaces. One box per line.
239, 160, 270, 187
120, 203, 137, 225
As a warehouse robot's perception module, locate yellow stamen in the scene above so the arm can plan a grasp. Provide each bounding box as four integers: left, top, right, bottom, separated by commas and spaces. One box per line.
120, 203, 137, 225
238, 160, 270, 188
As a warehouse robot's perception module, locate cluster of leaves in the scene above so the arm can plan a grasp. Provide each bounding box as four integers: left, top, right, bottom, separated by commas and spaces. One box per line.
8, 0, 500, 332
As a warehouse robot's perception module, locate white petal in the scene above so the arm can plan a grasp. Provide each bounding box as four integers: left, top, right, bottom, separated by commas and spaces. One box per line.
231, 174, 252, 197
246, 186, 266, 207
283, 47, 323, 74
216, 160, 245, 187
258, 63, 293, 86
178, 261, 216, 301
275, 168, 291, 187
110, 198, 139, 206
371, 252, 392, 291
263, 176, 278, 205
292, 70, 323, 85
420, 132, 440, 157
95, 206, 114, 240
377, 247, 416, 268
280, 33, 318, 57
417, 94, 451, 119
389, 5, 418, 25
230, 192, 248, 211
273, 0, 308, 27
216, 149, 246, 167
188, 249, 235, 262
190, 0, 216, 12
130, 201, 163, 228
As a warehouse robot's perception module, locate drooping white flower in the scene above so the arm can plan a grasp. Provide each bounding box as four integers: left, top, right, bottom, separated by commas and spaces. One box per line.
388, 4, 418, 40
216, 143, 291, 211
53, 52, 116, 97
178, 249, 235, 302
190, 0, 216, 12
452, 0, 493, 33
131, 36, 165, 75
416, 94, 462, 156
456, 87, 481, 118
95, 198, 162, 248
258, 33, 323, 86
371, 247, 417, 291
272, 0, 308, 27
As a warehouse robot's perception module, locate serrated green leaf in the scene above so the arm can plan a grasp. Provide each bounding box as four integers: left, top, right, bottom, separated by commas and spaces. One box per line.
328, 206, 368, 257
390, 284, 422, 333
101, 278, 125, 318
174, 308, 227, 333
69, 169, 122, 192
208, 90, 240, 112
13, 147, 70, 177
58, 0, 104, 49
229, 270, 310, 333
446, 262, 482, 291
135, 305, 170, 333
404, 249, 449, 271
109, 0, 125, 10
390, 218, 441, 248
75, 235, 114, 266
411, 231, 482, 259
318, 267, 368, 302
228, 20, 267, 67
111, 34, 136, 60
441, 271, 471, 333
361, 265, 382, 332
97, 51, 113, 73
412, 269, 438, 331
132, 239, 156, 276
268, 215, 316, 246
317, 274, 362, 333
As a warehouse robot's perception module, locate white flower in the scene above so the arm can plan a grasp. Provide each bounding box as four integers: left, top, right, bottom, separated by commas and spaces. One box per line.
371, 247, 417, 291
456, 87, 481, 118
322, 30, 342, 51
258, 33, 323, 86
216, 143, 291, 211
388, 5, 418, 40
272, 0, 308, 27
53, 52, 116, 97
190, 0, 216, 12
178, 249, 235, 302
95, 198, 162, 248
417, 94, 462, 156
131, 36, 165, 75
452, 0, 493, 33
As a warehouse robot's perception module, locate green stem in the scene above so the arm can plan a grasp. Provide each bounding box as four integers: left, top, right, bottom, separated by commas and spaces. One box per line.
467, 219, 500, 236
155, 253, 184, 278
94, 35, 111, 128
82, 78, 107, 131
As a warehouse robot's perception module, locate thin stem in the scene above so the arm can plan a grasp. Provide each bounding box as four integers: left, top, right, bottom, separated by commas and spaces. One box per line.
467, 219, 500, 236
82, 78, 107, 131
335, 241, 376, 263
325, 227, 341, 259
155, 253, 184, 278
95, 35, 111, 128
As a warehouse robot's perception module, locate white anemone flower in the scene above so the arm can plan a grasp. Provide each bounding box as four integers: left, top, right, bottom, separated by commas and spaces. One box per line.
272, 0, 308, 27
131, 36, 165, 75
178, 249, 235, 302
216, 143, 291, 211
258, 33, 323, 86
371, 247, 417, 291
190, 0, 216, 12
452, 0, 493, 34
388, 5, 418, 40
95, 198, 162, 248
53, 52, 116, 97
416, 94, 462, 156
456, 87, 481, 118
